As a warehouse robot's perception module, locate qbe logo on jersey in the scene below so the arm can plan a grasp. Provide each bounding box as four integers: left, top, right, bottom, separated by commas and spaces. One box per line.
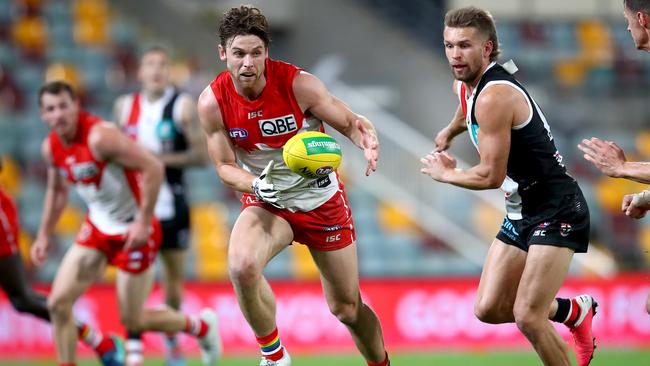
259, 114, 297, 137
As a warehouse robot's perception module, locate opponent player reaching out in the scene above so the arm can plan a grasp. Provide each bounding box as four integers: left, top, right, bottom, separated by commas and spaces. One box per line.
197, 5, 389, 366
31, 81, 220, 366
578, 0, 650, 315
0, 159, 123, 366
421, 7, 596, 366
114, 46, 208, 366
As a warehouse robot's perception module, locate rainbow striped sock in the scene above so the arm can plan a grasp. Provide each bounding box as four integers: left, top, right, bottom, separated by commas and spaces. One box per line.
256, 328, 284, 361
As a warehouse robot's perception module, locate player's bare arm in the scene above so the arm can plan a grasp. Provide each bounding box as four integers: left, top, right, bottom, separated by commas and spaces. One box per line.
293, 71, 378, 176
421, 85, 521, 189
158, 95, 209, 167
31, 139, 69, 265
578, 137, 650, 183
197, 86, 257, 193
435, 104, 466, 152
88, 122, 164, 249
434, 81, 468, 152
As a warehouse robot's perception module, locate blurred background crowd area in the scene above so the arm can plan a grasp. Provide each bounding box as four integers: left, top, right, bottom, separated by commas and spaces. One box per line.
0, 0, 649, 283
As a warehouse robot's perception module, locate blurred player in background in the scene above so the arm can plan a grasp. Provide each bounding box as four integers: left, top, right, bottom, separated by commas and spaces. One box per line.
421, 7, 596, 366
114, 45, 208, 366
197, 5, 390, 366
31, 81, 220, 366
578, 0, 650, 315
0, 159, 124, 366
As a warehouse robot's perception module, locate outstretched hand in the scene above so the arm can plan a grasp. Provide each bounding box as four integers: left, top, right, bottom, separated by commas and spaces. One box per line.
420, 151, 457, 182
355, 119, 378, 176
578, 137, 626, 178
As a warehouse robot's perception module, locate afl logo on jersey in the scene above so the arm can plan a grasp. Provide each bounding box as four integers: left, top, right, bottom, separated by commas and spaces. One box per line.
259, 114, 297, 137
229, 128, 249, 141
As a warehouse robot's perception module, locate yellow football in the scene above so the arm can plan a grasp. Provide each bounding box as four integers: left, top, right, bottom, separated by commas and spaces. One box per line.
283, 131, 342, 179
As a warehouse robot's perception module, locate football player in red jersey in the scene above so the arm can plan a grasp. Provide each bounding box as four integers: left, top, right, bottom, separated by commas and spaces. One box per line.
31, 81, 220, 366
0, 158, 125, 366
197, 5, 389, 366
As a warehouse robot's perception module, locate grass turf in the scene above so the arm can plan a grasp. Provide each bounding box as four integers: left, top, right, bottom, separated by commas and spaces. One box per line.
2, 349, 649, 365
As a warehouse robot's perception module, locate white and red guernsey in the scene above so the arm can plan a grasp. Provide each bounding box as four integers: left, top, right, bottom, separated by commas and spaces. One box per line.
48, 111, 140, 235
210, 58, 339, 212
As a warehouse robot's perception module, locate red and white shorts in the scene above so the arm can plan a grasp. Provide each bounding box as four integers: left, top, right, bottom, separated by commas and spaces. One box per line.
241, 184, 356, 251
75, 217, 162, 273
0, 188, 19, 258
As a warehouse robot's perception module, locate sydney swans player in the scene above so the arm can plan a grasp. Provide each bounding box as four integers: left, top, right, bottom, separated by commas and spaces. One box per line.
32, 81, 220, 366
197, 5, 390, 366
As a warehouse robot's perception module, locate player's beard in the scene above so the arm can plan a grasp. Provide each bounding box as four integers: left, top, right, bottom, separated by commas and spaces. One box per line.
452, 64, 481, 83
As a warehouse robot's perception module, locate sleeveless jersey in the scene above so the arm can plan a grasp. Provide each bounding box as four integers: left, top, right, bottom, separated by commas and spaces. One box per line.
49, 112, 140, 235
459, 62, 577, 219
210, 58, 339, 212
120, 86, 188, 221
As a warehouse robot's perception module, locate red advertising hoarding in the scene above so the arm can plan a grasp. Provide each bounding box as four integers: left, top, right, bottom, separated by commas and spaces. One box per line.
1, 274, 649, 359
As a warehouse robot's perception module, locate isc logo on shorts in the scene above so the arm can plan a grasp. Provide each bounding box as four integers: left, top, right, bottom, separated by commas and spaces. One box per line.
259, 114, 297, 137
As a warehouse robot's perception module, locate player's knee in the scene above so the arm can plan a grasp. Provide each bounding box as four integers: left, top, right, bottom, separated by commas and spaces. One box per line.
646, 296, 650, 316
329, 300, 360, 325
228, 254, 262, 287
513, 303, 543, 335
46, 295, 72, 320
474, 302, 496, 323
474, 299, 511, 324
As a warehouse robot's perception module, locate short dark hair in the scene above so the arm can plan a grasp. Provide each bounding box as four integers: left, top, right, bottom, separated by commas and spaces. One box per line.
624, 0, 650, 14
218, 5, 270, 48
444, 6, 500, 62
38, 80, 76, 106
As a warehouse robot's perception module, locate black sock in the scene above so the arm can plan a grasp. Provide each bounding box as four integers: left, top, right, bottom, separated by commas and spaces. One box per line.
551, 297, 570, 323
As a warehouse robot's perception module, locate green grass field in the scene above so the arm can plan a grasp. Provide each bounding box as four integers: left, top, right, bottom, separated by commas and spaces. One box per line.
3, 349, 649, 366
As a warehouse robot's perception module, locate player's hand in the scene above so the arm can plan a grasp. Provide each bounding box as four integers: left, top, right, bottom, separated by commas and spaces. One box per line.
622, 191, 650, 219
124, 218, 150, 250
420, 151, 457, 182
252, 160, 285, 209
578, 137, 627, 178
355, 119, 378, 176
30, 235, 50, 266
434, 127, 453, 152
